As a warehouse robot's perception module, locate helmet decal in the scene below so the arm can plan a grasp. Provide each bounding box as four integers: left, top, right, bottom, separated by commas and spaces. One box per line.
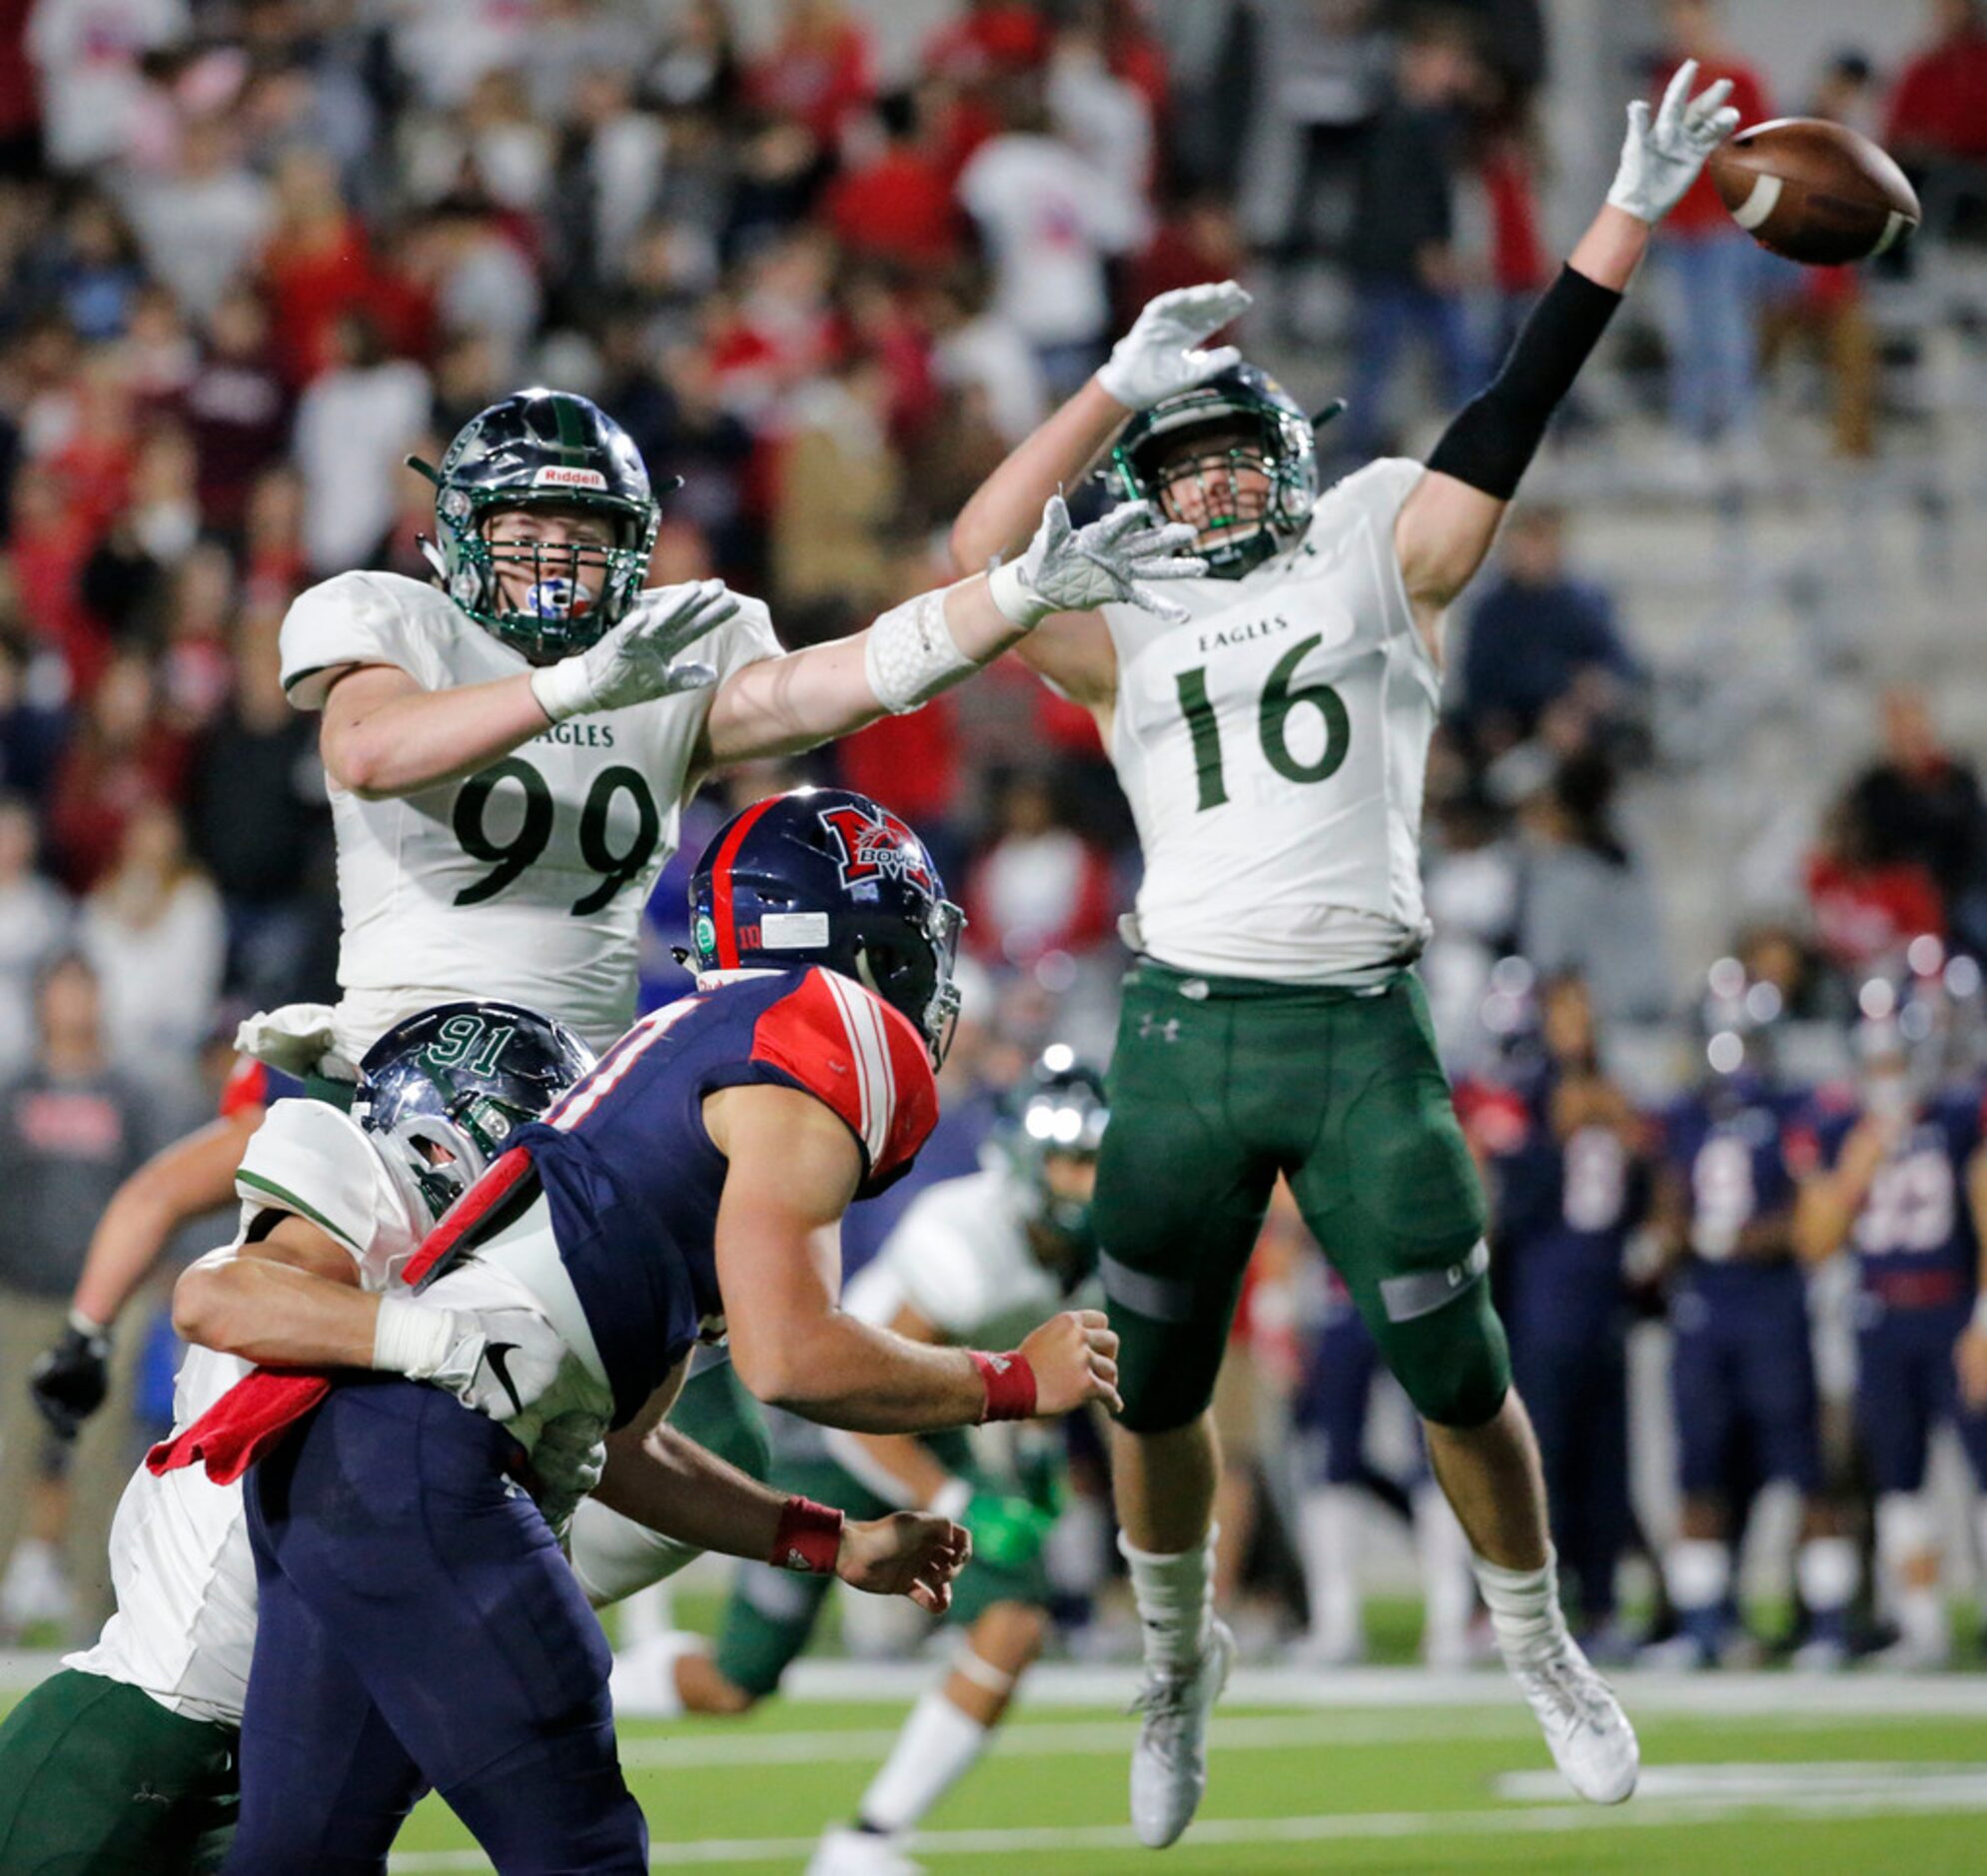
817, 802, 936, 895
688, 788, 965, 1066
354, 1001, 595, 1223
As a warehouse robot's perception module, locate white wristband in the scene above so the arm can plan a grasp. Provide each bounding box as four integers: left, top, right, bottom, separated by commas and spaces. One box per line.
927, 1476, 973, 1522
986, 560, 1050, 631
528, 658, 592, 724
373, 1297, 460, 1380
863, 585, 976, 714
1974, 1294, 1987, 1336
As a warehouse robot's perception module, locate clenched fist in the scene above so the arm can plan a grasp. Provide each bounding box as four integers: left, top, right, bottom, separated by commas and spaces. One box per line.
1021, 1309, 1122, 1416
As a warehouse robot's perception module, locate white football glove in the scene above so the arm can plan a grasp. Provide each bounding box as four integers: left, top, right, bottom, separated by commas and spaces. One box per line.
989, 497, 1206, 629
1606, 59, 1740, 225
1096, 281, 1252, 412
528, 578, 739, 722
234, 1004, 360, 1082
373, 1296, 570, 1434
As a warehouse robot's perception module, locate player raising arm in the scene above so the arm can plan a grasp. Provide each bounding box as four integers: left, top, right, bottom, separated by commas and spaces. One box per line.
945, 64, 1738, 1847
26, 385, 1193, 1591
156, 790, 1120, 1873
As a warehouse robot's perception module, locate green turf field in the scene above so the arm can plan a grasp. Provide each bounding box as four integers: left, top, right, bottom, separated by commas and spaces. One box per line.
373, 1675, 1987, 1874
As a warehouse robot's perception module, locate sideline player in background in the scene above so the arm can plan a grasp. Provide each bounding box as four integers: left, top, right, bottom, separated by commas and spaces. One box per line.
1792, 978, 1987, 1668
1467, 975, 1652, 1654
1649, 984, 1856, 1670
156, 791, 1118, 1873
948, 61, 1746, 1843
606, 1058, 1110, 1876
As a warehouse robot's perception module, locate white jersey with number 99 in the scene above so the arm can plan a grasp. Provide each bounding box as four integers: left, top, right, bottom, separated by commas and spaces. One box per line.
281, 569, 781, 1056
1097, 458, 1436, 986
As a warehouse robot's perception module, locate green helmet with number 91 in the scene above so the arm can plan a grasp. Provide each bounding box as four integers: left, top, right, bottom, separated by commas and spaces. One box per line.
1105, 363, 1332, 579
355, 1000, 596, 1223
411, 389, 671, 662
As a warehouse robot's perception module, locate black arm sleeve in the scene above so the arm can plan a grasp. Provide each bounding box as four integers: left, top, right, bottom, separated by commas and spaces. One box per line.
1425, 265, 1623, 500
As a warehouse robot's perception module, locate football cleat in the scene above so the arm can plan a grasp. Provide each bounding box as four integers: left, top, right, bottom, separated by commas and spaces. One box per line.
807, 1825, 924, 1876
1128, 1617, 1236, 1847
1505, 1635, 1639, 1804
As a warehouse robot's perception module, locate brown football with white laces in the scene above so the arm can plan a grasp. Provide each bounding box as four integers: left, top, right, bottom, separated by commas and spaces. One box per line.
1708, 117, 1921, 265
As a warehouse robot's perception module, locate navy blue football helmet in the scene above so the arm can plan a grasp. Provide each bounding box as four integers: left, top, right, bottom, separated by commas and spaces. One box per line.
355, 1001, 596, 1221
687, 787, 965, 1067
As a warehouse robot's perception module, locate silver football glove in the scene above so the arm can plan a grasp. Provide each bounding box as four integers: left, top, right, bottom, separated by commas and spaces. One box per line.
528, 578, 738, 722
1606, 59, 1740, 226
525, 1410, 609, 1537
1097, 281, 1252, 412
988, 497, 1206, 630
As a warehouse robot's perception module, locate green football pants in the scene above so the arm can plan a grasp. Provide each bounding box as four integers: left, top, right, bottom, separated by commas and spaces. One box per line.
1097, 962, 1507, 1434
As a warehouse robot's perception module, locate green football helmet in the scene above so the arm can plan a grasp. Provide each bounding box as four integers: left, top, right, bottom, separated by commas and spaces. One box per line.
1105, 364, 1331, 578
412, 389, 668, 661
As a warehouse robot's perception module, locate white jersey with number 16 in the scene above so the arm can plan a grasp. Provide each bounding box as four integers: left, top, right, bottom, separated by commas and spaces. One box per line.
1097, 457, 1437, 986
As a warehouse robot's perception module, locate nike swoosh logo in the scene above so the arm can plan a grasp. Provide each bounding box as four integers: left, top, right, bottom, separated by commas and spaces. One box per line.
484, 1343, 526, 1417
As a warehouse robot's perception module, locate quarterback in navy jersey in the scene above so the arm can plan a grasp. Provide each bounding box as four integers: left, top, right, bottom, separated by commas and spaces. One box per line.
1648, 1003, 1857, 1669
1465, 977, 1649, 1645
158, 790, 1123, 1876
1790, 1005, 1987, 1667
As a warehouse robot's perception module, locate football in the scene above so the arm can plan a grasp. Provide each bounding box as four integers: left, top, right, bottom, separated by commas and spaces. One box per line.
1708, 117, 1921, 264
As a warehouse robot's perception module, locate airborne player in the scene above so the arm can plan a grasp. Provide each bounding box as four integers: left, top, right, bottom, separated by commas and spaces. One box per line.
947, 63, 1743, 1842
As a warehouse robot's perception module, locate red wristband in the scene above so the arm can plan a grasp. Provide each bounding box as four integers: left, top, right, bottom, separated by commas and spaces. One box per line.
771, 1495, 844, 1574
971, 1350, 1037, 1422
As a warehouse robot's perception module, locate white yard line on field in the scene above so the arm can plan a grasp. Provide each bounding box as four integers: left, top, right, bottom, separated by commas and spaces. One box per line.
614, 1699, 1970, 1772
387, 1775, 1987, 1871
775, 1657, 1987, 1717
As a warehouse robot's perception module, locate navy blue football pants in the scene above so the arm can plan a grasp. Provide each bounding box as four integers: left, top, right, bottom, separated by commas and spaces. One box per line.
226, 1376, 644, 1875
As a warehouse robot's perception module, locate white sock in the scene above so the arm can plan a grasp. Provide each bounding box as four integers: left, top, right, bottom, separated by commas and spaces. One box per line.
1471, 1546, 1568, 1664
1120, 1527, 1216, 1675
1298, 1486, 1364, 1655
1664, 1538, 1731, 1614
1796, 1535, 1859, 1616
616, 1581, 674, 1648
855, 1687, 991, 1834
1414, 1485, 1477, 1660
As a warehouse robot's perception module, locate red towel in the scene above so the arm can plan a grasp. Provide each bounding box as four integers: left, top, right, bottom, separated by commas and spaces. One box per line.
146, 1370, 333, 1484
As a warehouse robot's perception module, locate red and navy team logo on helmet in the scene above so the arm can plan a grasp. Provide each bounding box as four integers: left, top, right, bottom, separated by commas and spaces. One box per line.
687, 787, 965, 1065
817, 801, 935, 897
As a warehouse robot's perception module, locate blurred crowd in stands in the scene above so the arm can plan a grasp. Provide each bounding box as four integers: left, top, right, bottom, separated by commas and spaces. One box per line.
8, 0, 1987, 1651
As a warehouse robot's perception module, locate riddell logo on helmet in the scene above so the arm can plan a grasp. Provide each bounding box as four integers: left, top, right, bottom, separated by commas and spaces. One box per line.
531, 466, 609, 490
818, 804, 933, 894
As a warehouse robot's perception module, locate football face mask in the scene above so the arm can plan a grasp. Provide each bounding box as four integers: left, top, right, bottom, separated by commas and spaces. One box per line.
414, 389, 665, 662
1108, 365, 1323, 578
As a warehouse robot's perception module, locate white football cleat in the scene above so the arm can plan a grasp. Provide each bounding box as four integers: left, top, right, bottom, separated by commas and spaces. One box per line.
1506, 1635, 1639, 1805
1129, 1617, 1236, 1848
807, 1825, 923, 1876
